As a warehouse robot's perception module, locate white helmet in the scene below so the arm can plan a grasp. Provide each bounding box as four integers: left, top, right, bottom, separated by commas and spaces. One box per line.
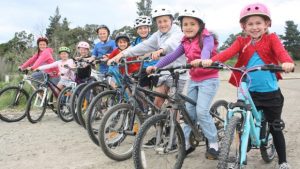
152, 5, 174, 19
134, 15, 152, 28
178, 9, 204, 23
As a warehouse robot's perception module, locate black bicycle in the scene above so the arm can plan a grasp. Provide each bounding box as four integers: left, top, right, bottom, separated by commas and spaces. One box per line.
132, 64, 227, 169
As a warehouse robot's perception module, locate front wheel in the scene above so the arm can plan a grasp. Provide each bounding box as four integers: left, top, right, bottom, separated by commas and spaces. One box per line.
133, 114, 186, 169
26, 89, 47, 123
86, 90, 122, 145
69, 83, 87, 125
98, 103, 143, 161
217, 116, 242, 169
0, 86, 29, 122
57, 87, 73, 122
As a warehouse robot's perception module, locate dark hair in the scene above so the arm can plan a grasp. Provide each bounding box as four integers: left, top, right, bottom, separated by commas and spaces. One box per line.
180, 17, 205, 49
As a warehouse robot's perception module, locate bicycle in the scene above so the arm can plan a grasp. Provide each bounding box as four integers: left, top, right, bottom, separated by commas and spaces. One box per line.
132, 64, 227, 169
25, 71, 61, 123
212, 63, 286, 169
0, 69, 38, 122
85, 58, 153, 145
98, 58, 166, 161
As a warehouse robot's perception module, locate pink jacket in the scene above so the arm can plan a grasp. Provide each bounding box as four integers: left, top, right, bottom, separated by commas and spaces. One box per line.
182, 29, 218, 82
38, 59, 75, 81
21, 48, 59, 77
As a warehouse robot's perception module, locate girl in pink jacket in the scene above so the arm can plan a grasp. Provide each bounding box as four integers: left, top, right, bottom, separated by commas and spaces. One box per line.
147, 9, 220, 159
19, 37, 60, 85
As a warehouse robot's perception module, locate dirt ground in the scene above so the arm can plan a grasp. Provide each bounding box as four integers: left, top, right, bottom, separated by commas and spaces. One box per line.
0, 71, 299, 169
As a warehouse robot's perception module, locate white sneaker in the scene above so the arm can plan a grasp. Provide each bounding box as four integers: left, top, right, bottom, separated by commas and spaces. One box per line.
279, 162, 291, 169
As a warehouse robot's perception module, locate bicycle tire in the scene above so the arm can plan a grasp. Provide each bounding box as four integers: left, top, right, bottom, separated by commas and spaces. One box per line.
217, 115, 242, 169
0, 86, 29, 122
86, 90, 121, 145
133, 114, 186, 169
57, 86, 73, 122
69, 83, 87, 125
76, 81, 107, 128
26, 89, 47, 123
98, 103, 143, 161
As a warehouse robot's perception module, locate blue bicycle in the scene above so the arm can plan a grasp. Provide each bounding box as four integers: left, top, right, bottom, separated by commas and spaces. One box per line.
214, 63, 286, 169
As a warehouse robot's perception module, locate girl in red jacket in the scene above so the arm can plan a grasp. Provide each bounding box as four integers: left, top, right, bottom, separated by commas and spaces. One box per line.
19, 37, 60, 85
202, 3, 294, 169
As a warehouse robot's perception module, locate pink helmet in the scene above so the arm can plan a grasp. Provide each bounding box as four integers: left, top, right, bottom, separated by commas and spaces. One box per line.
240, 3, 271, 24
77, 41, 90, 49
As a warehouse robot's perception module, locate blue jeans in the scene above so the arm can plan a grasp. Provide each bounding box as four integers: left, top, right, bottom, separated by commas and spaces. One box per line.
183, 78, 219, 149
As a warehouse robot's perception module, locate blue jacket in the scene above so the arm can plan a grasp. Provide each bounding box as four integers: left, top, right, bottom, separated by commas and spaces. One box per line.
92, 39, 116, 73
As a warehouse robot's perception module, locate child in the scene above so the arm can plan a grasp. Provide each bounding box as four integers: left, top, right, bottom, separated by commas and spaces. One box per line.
146, 9, 220, 159
36, 46, 75, 90
201, 3, 294, 168
108, 5, 187, 107
74, 41, 93, 83
132, 15, 158, 88
19, 37, 60, 85
108, 33, 140, 75
88, 25, 116, 80
108, 5, 187, 147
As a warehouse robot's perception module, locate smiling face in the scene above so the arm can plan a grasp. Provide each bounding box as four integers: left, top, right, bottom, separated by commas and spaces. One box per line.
156, 15, 172, 33
137, 25, 151, 38
182, 17, 201, 38
97, 28, 109, 42
79, 47, 89, 57
243, 15, 270, 40
117, 39, 129, 50
59, 52, 69, 60
38, 41, 47, 51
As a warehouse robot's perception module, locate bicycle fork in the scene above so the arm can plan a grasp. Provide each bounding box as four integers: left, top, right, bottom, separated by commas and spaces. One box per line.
34, 88, 48, 108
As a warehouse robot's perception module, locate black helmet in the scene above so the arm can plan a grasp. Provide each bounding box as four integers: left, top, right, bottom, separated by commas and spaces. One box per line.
115, 33, 130, 44
96, 24, 110, 35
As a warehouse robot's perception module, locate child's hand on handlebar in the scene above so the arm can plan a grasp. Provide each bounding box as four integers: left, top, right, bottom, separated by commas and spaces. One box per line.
282, 62, 295, 73
151, 49, 163, 60
146, 66, 157, 74
201, 59, 213, 67
190, 59, 202, 67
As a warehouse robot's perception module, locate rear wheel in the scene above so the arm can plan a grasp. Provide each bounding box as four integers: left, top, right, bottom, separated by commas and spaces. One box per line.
0, 86, 29, 122
26, 89, 47, 123
210, 99, 228, 140
260, 121, 276, 163
57, 87, 73, 122
217, 116, 242, 169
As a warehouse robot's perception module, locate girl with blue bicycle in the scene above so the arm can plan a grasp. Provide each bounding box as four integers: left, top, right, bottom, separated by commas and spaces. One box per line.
202, 3, 294, 169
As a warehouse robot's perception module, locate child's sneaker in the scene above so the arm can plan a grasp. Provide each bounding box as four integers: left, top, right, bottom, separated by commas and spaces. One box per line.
205, 148, 219, 160
278, 162, 291, 169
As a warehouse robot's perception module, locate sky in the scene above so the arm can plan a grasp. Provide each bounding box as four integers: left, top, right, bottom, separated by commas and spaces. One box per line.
0, 0, 299, 45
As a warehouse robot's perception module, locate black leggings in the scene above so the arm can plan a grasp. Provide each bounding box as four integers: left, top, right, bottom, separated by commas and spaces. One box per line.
251, 89, 287, 164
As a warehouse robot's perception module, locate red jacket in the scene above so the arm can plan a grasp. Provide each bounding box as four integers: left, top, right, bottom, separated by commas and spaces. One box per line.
212, 33, 294, 86
108, 48, 140, 74
21, 48, 59, 77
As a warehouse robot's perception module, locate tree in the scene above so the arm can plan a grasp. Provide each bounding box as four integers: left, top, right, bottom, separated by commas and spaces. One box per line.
136, 0, 152, 16
219, 32, 242, 51
46, 6, 61, 43
280, 20, 300, 60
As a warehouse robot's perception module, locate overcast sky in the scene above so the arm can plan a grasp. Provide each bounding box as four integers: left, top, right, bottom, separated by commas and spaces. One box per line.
0, 0, 299, 45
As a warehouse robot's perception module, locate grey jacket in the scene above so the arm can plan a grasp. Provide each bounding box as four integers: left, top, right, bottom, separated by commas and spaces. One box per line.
122, 24, 187, 80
